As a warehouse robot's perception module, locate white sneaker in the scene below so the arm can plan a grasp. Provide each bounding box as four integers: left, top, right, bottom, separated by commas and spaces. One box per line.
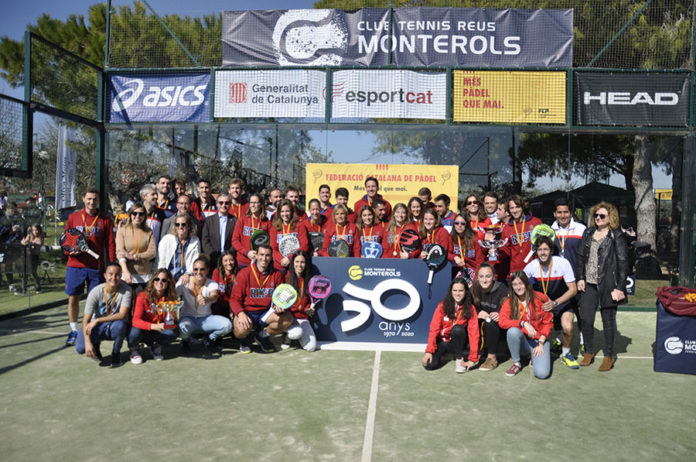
129, 349, 143, 365
150, 343, 163, 360
455, 359, 468, 374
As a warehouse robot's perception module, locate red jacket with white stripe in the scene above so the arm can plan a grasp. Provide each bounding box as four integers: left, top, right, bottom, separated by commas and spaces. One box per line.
426, 301, 479, 362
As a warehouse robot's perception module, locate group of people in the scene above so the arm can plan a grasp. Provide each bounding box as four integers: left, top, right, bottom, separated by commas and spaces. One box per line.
64, 175, 629, 376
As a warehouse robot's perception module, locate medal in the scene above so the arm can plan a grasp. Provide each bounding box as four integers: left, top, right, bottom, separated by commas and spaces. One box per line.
393, 250, 397, 256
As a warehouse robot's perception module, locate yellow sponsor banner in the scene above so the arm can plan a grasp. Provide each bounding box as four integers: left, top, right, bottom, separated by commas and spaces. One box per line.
654, 189, 673, 200
306, 163, 459, 211
453, 70, 566, 124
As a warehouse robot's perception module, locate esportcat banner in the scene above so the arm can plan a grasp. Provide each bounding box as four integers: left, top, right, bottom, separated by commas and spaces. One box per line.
222, 8, 573, 68
575, 72, 690, 127
453, 70, 566, 124
214, 70, 325, 118
330, 70, 446, 120
306, 163, 459, 211
109, 73, 210, 123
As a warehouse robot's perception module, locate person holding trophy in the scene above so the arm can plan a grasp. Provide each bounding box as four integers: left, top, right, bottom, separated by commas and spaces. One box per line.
128, 269, 181, 364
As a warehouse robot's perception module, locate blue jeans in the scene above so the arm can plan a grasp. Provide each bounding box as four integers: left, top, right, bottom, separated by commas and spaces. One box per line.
179, 315, 232, 341
75, 320, 127, 355
506, 327, 551, 379
128, 327, 179, 348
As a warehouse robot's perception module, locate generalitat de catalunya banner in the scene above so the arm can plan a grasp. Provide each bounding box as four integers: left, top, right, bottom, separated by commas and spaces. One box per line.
109, 73, 210, 123
575, 72, 690, 127
311, 257, 452, 346
306, 163, 459, 211
214, 70, 325, 119
330, 70, 446, 120
222, 8, 573, 68
453, 70, 566, 124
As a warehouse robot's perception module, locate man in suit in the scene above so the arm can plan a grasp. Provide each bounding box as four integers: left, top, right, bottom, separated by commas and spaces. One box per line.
201, 194, 236, 268
161, 194, 201, 238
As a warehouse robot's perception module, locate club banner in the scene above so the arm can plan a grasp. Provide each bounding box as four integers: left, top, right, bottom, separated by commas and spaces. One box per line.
214, 70, 325, 118
453, 70, 566, 124
55, 124, 77, 210
306, 163, 459, 211
109, 73, 210, 123
222, 8, 573, 68
331, 70, 446, 120
575, 72, 690, 127
311, 257, 452, 345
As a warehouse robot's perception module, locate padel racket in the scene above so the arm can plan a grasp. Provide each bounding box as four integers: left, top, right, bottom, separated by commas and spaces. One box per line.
260, 283, 298, 323
361, 240, 383, 259
61, 228, 100, 260
524, 224, 556, 263
424, 244, 446, 284
278, 234, 301, 258
308, 275, 332, 304
308, 232, 324, 252
250, 230, 270, 251
399, 228, 421, 254
327, 239, 350, 257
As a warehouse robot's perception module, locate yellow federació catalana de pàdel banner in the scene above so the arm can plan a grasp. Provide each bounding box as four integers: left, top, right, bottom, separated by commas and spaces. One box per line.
453, 70, 566, 124
306, 163, 459, 212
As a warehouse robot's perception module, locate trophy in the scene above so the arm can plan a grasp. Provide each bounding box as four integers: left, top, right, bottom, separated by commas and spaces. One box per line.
152, 299, 184, 329
478, 226, 507, 262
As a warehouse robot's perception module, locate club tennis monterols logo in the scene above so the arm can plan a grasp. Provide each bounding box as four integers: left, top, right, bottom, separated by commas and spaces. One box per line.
341, 279, 420, 333
664, 336, 684, 355
348, 265, 363, 280
272, 10, 348, 66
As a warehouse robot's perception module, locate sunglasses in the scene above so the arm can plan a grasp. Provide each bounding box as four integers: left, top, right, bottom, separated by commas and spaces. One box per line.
466, 201, 479, 205
192, 268, 206, 273
454, 221, 467, 226
217, 201, 230, 205
594, 213, 607, 219
153, 277, 168, 283
131, 211, 145, 217
175, 223, 188, 228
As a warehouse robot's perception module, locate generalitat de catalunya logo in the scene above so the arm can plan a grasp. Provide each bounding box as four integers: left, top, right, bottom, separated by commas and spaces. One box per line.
664, 336, 684, 355
272, 10, 348, 66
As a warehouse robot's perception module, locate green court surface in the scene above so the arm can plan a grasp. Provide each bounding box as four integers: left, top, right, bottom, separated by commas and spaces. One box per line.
0, 308, 694, 461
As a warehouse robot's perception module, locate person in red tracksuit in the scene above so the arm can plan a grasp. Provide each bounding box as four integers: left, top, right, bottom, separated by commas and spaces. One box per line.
353, 176, 392, 222
355, 205, 384, 257
232, 193, 271, 268
269, 200, 309, 272
496, 195, 542, 277
383, 203, 420, 259
229, 245, 289, 353
300, 199, 327, 258
448, 213, 484, 283
422, 277, 480, 373
210, 249, 238, 318
418, 208, 452, 259
320, 204, 359, 257
499, 271, 553, 379
283, 251, 317, 351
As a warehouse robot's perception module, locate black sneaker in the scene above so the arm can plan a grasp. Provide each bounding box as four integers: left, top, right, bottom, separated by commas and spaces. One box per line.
181, 339, 191, 355
110, 352, 123, 368
202, 336, 219, 354
254, 332, 275, 353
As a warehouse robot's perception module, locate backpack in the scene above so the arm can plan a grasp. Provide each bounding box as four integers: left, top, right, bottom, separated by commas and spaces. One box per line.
656, 286, 696, 316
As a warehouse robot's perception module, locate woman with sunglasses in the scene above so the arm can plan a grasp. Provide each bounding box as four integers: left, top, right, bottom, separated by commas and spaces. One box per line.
270, 199, 308, 272
157, 213, 200, 285
463, 193, 491, 238
407, 197, 424, 226
177, 256, 232, 353
284, 251, 317, 351
320, 204, 359, 257
449, 213, 484, 282
422, 277, 479, 373
355, 205, 384, 258
128, 269, 180, 364
116, 202, 156, 293
211, 250, 238, 318
232, 193, 271, 267
419, 208, 452, 260
499, 271, 553, 379
299, 198, 327, 257
383, 203, 419, 259
575, 202, 629, 371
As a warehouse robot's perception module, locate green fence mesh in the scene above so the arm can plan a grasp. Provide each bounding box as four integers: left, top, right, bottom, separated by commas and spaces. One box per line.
0, 96, 26, 170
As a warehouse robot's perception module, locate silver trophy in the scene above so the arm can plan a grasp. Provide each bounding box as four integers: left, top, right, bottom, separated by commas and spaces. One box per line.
478, 237, 508, 262
152, 299, 184, 329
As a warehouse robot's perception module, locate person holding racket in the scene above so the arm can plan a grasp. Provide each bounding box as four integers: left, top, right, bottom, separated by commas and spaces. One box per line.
63, 188, 116, 347
419, 208, 452, 260
355, 205, 384, 257
496, 195, 542, 277
270, 199, 308, 272
300, 199, 327, 257
499, 271, 553, 379
230, 244, 289, 353
232, 193, 270, 268
157, 213, 200, 286
471, 263, 508, 372
283, 251, 318, 352
320, 204, 358, 257
211, 250, 238, 319
75, 263, 131, 367
449, 213, 485, 283
116, 202, 156, 294
422, 277, 479, 373
128, 269, 180, 363
176, 257, 231, 354
383, 203, 419, 259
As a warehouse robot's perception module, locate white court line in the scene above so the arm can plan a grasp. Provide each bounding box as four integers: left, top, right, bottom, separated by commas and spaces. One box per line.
361, 350, 381, 462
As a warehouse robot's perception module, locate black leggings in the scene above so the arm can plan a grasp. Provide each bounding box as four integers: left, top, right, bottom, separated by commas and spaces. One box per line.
480, 319, 503, 355
579, 283, 617, 357
424, 324, 469, 370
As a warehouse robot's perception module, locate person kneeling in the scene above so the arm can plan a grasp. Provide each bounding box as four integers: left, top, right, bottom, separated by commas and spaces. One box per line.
177, 257, 232, 354
499, 271, 553, 379
284, 251, 317, 351
230, 245, 292, 353
422, 277, 479, 373
75, 263, 131, 368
